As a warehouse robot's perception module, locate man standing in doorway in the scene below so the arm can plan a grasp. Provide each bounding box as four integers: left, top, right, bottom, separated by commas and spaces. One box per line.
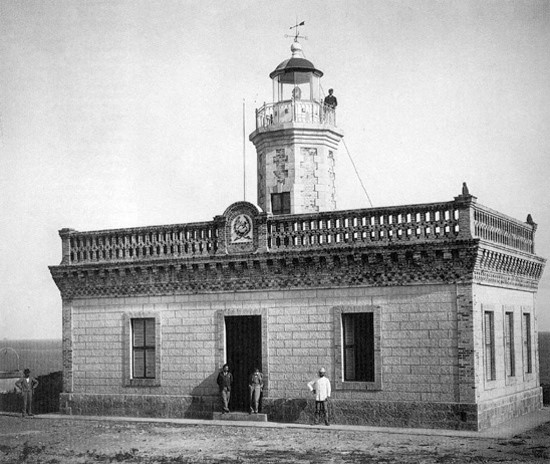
217, 364, 233, 413
248, 367, 264, 414
307, 367, 331, 425
15, 368, 39, 417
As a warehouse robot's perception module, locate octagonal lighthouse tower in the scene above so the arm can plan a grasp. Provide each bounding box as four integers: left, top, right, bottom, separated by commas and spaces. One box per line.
249, 41, 344, 215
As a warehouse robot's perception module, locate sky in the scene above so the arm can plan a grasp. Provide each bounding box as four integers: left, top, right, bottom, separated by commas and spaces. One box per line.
0, 0, 549, 339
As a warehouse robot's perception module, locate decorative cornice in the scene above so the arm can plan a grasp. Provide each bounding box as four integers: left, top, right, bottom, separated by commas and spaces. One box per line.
50, 239, 542, 299
472, 243, 545, 290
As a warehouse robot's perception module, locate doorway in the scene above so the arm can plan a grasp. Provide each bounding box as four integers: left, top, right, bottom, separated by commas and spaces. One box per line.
225, 315, 262, 411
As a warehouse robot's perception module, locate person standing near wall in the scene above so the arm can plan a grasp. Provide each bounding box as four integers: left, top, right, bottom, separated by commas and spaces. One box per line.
307, 367, 331, 426
15, 368, 39, 417
248, 367, 264, 414
217, 364, 233, 414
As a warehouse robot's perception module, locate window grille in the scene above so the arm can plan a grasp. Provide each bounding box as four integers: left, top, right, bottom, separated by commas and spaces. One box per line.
132, 318, 156, 379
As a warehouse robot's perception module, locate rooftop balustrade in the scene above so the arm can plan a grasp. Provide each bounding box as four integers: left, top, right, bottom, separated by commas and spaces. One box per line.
267, 202, 460, 250
60, 222, 220, 266
57, 194, 537, 266
472, 203, 535, 253
255, 100, 336, 129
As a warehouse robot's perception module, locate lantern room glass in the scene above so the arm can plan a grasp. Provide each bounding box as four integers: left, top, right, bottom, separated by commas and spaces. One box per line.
272, 72, 321, 103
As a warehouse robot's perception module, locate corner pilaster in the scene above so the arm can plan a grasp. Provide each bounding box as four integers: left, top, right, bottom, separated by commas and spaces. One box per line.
456, 283, 477, 403
62, 298, 73, 394
454, 186, 477, 241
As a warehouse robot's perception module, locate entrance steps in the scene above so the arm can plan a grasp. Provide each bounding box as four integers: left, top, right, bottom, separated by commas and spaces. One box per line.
212, 411, 267, 422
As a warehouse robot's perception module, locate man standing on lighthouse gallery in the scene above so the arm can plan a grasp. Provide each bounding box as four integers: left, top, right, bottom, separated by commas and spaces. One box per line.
307, 367, 331, 425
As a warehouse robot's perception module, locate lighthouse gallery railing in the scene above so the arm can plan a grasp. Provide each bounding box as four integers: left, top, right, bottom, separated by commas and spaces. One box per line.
255, 100, 336, 129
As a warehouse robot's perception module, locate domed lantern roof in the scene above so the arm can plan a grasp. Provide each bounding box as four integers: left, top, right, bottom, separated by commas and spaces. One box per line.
269, 42, 323, 82
269, 42, 323, 102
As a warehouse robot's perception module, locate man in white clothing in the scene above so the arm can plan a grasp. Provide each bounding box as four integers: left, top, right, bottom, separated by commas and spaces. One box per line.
307, 367, 331, 425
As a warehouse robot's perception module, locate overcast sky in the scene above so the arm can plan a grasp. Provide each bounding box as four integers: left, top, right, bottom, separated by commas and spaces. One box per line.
1, 0, 549, 339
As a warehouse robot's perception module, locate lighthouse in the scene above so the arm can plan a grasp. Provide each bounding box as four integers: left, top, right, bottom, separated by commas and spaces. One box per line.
249, 40, 344, 215
50, 26, 545, 431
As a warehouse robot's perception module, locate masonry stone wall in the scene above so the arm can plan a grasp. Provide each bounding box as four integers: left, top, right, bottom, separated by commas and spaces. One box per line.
471, 284, 542, 426
251, 125, 341, 214
58, 280, 544, 430
473, 284, 539, 400
61, 283, 473, 426
477, 387, 542, 430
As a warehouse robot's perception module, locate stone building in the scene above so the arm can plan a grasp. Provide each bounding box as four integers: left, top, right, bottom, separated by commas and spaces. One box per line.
50, 41, 545, 430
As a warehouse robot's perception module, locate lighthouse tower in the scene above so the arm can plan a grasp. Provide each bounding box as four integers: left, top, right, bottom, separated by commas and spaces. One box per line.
249, 41, 344, 215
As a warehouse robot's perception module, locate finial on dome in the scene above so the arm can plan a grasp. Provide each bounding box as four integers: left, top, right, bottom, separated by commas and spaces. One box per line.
291, 41, 304, 58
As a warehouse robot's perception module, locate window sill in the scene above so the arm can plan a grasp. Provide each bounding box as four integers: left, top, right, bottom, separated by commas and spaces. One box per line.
505, 375, 519, 386
125, 378, 161, 388
335, 380, 381, 391
483, 379, 497, 390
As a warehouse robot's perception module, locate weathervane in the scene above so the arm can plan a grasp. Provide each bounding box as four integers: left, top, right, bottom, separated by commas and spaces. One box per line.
285, 20, 307, 42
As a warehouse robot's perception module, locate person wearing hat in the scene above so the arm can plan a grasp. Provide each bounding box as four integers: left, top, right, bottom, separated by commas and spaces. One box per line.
248, 367, 264, 414
323, 89, 338, 109
15, 368, 39, 417
216, 364, 233, 414
307, 367, 331, 425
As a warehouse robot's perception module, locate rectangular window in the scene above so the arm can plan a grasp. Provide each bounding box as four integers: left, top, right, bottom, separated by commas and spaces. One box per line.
132, 318, 156, 379
271, 192, 291, 215
523, 313, 532, 374
484, 311, 496, 381
342, 313, 374, 382
504, 312, 515, 377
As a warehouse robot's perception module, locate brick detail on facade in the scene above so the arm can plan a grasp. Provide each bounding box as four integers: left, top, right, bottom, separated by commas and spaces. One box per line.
61, 299, 73, 394
262, 397, 479, 430
477, 386, 542, 430
257, 151, 266, 208
59, 393, 481, 431
59, 393, 215, 420
273, 148, 288, 186
299, 147, 319, 212
328, 150, 336, 210
50, 240, 543, 299
456, 284, 476, 403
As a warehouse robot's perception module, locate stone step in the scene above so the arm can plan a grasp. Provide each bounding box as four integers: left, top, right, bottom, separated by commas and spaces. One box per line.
212, 411, 267, 422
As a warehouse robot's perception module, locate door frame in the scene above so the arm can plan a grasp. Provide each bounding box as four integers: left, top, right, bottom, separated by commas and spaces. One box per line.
216, 307, 269, 398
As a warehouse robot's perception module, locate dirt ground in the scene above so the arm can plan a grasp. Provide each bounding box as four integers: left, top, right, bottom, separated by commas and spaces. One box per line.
0, 414, 549, 464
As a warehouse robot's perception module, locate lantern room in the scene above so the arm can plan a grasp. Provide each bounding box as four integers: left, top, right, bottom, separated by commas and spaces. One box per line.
269, 41, 323, 103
